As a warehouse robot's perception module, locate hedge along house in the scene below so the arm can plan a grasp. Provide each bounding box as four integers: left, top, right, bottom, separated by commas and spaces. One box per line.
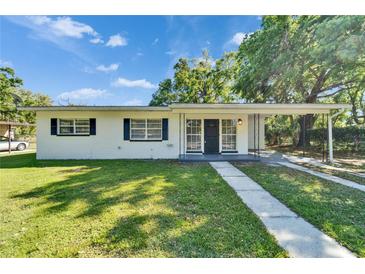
19, 103, 350, 162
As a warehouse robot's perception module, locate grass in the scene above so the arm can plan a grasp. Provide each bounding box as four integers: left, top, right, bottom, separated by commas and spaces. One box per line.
234, 162, 365, 257
0, 152, 287, 258
299, 163, 365, 186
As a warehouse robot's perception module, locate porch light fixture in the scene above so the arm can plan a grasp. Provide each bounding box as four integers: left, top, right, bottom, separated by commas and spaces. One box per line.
237, 118, 243, 125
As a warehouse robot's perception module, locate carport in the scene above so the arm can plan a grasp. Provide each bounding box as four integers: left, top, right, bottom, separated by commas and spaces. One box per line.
234, 104, 351, 163
0, 121, 35, 153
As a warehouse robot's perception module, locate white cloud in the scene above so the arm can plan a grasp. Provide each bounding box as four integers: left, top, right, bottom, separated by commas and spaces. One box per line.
27, 16, 98, 39
152, 38, 159, 45
29, 16, 51, 25
230, 32, 247, 46
90, 37, 104, 44
51, 17, 97, 38
112, 77, 157, 89
82, 67, 95, 74
227, 32, 254, 47
0, 59, 13, 67
106, 34, 127, 47
165, 50, 176, 55
123, 99, 144, 106
57, 88, 108, 101
96, 63, 119, 73
137, 52, 143, 56
5, 16, 102, 62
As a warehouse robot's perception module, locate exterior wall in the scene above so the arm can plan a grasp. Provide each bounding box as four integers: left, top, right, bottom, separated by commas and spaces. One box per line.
36, 111, 251, 159
182, 114, 248, 155
36, 111, 180, 159
248, 114, 265, 150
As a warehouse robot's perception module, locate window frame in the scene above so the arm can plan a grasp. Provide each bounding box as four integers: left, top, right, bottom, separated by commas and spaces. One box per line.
130, 118, 163, 141
221, 119, 237, 151
186, 119, 202, 152
58, 118, 90, 136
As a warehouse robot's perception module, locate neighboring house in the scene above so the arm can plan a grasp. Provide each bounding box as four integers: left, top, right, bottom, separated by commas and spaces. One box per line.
19, 103, 350, 161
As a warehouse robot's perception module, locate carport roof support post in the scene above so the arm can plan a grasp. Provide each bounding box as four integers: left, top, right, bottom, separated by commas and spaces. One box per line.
328, 108, 346, 163
8, 124, 11, 153
328, 115, 333, 163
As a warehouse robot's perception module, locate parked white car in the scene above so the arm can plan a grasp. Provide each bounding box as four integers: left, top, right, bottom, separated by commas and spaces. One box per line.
0, 137, 29, 151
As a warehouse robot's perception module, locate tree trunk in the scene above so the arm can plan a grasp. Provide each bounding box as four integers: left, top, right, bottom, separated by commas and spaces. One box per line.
296, 114, 316, 147
288, 115, 297, 145
296, 88, 321, 147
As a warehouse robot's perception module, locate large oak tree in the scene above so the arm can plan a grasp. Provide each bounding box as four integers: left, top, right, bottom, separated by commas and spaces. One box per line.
150, 50, 239, 105
235, 16, 365, 145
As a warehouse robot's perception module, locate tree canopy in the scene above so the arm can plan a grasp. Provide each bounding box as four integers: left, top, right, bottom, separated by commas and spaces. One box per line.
235, 16, 365, 105
233, 16, 365, 145
0, 67, 24, 120
0, 66, 52, 128
150, 50, 239, 105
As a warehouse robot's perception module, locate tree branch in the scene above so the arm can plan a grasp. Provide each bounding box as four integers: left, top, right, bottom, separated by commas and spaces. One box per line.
317, 87, 348, 98
317, 79, 359, 94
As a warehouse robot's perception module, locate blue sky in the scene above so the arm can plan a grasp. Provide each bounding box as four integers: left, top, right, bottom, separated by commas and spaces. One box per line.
0, 16, 262, 106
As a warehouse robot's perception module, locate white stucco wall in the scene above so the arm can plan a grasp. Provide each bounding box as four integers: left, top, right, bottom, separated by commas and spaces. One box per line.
36, 111, 250, 159
248, 114, 266, 150
36, 111, 180, 159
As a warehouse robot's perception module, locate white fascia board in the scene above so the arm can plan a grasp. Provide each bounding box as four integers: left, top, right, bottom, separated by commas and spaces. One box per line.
171, 108, 332, 114
18, 106, 171, 112
169, 103, 351, 109
169, 103, 351, 114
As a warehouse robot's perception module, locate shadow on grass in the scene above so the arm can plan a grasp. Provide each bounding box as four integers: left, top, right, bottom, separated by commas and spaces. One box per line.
3, 153, 285, 257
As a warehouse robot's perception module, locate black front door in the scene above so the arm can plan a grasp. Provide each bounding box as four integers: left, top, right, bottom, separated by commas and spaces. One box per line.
204, 119, 219, 154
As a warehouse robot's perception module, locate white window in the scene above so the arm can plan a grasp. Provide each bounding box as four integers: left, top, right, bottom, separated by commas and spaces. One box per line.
222, 119, 237, 151
58, 119, 90, 135
186, 119, 202, 151
130, 119, 162, 140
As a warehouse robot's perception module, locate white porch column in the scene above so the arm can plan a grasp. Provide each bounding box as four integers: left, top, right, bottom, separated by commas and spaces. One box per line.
328, 115, 333, 163
179, 113, 185, 155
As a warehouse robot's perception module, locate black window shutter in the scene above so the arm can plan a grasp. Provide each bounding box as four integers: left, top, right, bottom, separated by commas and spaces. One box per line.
124, 118, 130, 140
90, 118, 96, 135
162, 118, 168, 140
51, 118, 57, 135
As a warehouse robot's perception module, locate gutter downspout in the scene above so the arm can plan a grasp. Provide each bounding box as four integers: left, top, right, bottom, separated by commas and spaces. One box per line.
328, 108, 346, 163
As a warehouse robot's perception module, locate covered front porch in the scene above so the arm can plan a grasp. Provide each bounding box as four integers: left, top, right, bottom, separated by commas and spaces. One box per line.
171, 103, 351, 163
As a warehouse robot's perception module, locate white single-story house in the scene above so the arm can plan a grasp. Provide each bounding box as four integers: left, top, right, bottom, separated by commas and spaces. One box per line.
19, 103, 350, 161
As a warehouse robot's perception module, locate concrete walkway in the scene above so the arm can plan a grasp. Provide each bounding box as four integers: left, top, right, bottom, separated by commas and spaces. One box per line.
278, 162, 365, 193
282, 154, 365, 179
210, 161, 355, 258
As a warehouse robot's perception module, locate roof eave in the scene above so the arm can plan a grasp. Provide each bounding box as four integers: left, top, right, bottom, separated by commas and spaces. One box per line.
169, 103, 352, 110
17, 106, 171, 112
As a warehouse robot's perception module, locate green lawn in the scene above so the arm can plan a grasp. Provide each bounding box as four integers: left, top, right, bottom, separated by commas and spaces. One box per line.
234, 163, 365, 257
0, 153, 286, 258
